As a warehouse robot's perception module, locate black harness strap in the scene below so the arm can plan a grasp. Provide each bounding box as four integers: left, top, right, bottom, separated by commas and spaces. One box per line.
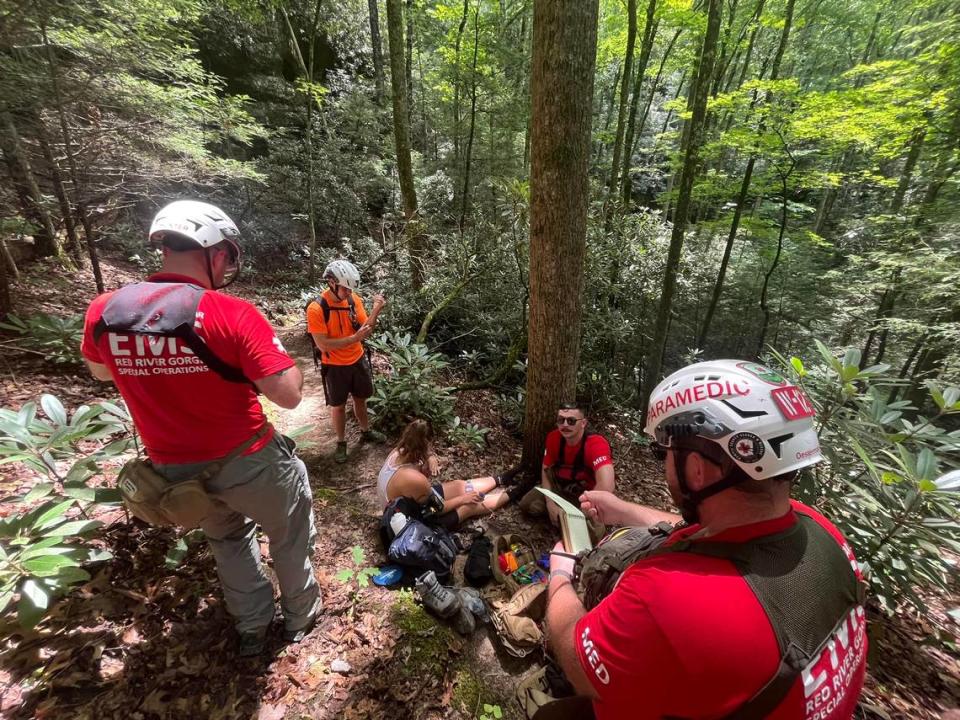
655, 513, 865, 720
552, 432, 594, 488
91, 282, 251, 385
307, 293, 363, 369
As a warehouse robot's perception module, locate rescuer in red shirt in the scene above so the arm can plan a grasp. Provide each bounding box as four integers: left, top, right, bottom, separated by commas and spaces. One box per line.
546, 360, 867, 720
81, 200, 319, 657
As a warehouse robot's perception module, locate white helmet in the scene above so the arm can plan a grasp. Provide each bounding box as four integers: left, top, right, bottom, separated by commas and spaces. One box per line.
149, 200, 240, 251
323, 259, 361, 290
644, 359, 823, 481
149, 200, 242, 287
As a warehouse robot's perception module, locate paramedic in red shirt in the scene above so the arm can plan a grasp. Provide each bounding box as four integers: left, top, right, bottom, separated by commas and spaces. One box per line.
518, 402, 615, 536
81, 200, 319, 657
546, 360, 867, 719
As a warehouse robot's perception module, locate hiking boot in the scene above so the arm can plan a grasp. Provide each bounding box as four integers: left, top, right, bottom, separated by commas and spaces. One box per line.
415, 571, 461, 619
238, 628, 269, 657
360, 428, 387, 444
283, 596, 323, 643
334, 441, 348, 464
506, 475, 537, 503
495, 464, 525, 488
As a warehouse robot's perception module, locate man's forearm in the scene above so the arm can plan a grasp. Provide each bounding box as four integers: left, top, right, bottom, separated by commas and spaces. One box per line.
620, 502, 681, 527
312, 333, 358, 351
545, 579, 596, 697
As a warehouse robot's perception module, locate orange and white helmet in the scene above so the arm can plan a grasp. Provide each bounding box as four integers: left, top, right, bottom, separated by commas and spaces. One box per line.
644, 360, 823, 481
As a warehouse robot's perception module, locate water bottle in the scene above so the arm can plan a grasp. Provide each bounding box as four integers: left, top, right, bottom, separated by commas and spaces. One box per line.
390, 511, 408, 536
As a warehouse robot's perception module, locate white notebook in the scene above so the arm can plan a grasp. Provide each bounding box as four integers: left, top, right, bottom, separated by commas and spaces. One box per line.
536, 487, 594, 554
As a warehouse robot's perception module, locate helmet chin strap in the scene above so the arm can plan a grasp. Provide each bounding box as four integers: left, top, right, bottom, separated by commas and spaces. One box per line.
204, 247, 217, 289
674, 449, 747, 524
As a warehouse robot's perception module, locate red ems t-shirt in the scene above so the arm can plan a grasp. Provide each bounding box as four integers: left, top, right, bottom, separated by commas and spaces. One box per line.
81, 274, 294, 464
575, 501, 867, 720
542, 429, 613, 490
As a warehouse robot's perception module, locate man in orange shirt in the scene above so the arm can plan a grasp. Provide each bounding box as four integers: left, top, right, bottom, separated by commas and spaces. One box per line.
307, 260, 386, 462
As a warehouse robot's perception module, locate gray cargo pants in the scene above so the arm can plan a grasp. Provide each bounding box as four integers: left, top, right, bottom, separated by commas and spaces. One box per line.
155, 433, 319, 634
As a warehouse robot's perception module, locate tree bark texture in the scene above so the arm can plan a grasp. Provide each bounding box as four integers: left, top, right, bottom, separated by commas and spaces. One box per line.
522, 0, 600, 472
641, 0, 721, 416
386, 0, 424, 289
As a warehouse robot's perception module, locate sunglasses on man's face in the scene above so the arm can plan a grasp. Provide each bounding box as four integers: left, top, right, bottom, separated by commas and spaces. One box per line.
557, 416, 581, 427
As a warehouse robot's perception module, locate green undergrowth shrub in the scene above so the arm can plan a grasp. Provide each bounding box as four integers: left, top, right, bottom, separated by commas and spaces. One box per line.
368, 332, 487, 447
772, 342, 960, 616
0, 394, 133, 628
0, 313, 84, 365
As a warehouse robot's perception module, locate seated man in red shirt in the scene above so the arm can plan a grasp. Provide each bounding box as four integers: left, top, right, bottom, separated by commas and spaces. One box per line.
518, 402, 615, 540
81, 200, 319, 657
546, 360, 867, 720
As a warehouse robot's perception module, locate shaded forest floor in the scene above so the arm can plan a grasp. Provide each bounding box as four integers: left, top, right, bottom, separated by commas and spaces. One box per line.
0, 256, 958, 719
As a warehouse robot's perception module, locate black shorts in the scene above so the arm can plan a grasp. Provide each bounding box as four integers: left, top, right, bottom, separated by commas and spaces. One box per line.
423, 482, 460, 531
323, 358, 373, 406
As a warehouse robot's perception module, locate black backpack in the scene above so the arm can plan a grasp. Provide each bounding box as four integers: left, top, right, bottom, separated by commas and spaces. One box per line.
464, 533, 494, 587
387, 518, 458, 583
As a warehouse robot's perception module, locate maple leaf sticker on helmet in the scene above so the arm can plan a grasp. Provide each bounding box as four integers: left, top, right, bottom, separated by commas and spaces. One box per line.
728, 432, 765, 463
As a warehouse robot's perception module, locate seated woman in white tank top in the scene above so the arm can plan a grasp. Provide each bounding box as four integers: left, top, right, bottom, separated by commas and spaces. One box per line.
376, 419, 527, 530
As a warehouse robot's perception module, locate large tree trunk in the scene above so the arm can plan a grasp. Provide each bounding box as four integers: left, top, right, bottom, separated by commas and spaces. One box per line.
368, 0, 385, 101
607, 0, 637, 197
522, 0, 599, 472
386, 0, 424, 289
619, 0, 659, 204
641, 0, 721, 416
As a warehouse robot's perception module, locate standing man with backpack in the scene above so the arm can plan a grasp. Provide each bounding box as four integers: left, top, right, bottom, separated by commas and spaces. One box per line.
81, 200, 320, 657
307, 259, 386, 463
518, 402, 615, 540
545, 360, 867, 719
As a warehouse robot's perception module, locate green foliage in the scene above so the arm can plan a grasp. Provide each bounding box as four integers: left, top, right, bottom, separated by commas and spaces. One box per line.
0, 314, 84, 365
479, 704, 503, 720
0, 394, 133, 629
368, 332, 458, 433
335, 545, 379, 616
772, 344, 960, 614
369, 332, 490, 445
448, 416, 489, 449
